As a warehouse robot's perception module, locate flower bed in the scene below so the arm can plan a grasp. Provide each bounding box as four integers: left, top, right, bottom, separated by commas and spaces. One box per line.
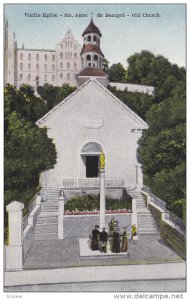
65, 208, 132, 215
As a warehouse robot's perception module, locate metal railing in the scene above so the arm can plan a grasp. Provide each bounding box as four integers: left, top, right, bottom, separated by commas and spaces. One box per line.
63, 178, 125, 188
143, 185, 185, 233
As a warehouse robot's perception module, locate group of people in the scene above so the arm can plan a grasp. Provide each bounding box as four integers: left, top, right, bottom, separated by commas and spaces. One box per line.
90, 217, 137, 254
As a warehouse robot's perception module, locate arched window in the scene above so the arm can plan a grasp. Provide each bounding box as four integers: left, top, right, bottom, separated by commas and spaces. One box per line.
52, 54, 55, 61
60, 62, 63, 69
27, 74, 31, 81
74, 63, 77, 70
36, 53, 39, 61
67, 73, 70, 80
44, 64, 47, 71
44, 54, 47, 61
70, 52, 72, 59
20, 53, 23, 60
75, 45, 77, 50
74, 53, 77, 59
60, 73, 63, 79
60, 52, 63, 59
87, 35, 91, 42
20, 63, 23, 70
44, 74, 47, 81
67, 62, 70, 70
20, 73, 23, 80
28, 53, 31, 61
65, 52, 67, 59
36, 63, 39, 71
87, 55, 91, 61
93, 36, 97, 42
52, 74, 55, 81
28, 63, 31, 70
94, 55, 98, 61
52, 64, 55, 71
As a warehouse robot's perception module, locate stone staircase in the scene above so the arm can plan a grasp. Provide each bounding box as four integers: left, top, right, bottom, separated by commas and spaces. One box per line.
34, 188, 59, 241
128, 189, 158, 235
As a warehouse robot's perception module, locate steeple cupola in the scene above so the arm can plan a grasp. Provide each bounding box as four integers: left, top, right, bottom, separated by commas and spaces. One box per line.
78, 18, 108, 87
81, 18, 104, 69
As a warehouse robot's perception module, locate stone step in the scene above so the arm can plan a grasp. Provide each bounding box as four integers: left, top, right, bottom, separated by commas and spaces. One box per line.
138, 229, 158, 234
35, 223, 57, 227
34, 236, 58, 241
34, 230, 58, 235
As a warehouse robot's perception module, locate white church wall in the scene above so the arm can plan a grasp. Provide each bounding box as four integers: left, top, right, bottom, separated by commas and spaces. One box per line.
38, 80, 147, 188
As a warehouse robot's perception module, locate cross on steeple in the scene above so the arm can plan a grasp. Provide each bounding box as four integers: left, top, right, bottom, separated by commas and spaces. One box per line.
91, 12, 94, 20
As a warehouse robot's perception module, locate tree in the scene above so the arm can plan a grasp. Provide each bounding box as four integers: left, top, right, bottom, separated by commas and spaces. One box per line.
109, 63, 126, 82
4, 84, 57, 220
37, 83, 77, 110
110, 52, 186, 219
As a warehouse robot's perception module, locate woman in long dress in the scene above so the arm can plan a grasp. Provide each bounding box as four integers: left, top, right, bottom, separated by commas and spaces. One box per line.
112, 228, 121, 253
121, 227, 128, 252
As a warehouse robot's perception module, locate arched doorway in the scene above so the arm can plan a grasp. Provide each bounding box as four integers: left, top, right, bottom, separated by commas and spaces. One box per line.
81, 142, 103, 178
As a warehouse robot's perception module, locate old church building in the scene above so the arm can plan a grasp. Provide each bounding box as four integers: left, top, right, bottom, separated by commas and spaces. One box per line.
36, 19, 148, 195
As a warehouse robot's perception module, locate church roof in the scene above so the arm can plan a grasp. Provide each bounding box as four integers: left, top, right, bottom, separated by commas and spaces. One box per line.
82, 19, 102, 37
78, 67, 107, 77
36, 78, 148, 130
80, 44, 104, 56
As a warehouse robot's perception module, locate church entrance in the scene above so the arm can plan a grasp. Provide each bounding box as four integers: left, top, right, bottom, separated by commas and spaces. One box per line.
80, 142, 103, 178
86, 156, 99, 178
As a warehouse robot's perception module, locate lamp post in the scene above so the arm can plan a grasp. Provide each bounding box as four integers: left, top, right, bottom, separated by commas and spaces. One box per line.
99, 152, 106, 229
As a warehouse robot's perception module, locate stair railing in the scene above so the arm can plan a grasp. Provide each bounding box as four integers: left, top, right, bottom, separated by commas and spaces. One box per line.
142, 185, 185, 233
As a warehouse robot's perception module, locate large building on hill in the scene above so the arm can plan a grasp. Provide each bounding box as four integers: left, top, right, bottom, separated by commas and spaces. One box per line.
37, 19, 148, 195
4, 17, 154, 95
4, 19, 82, 88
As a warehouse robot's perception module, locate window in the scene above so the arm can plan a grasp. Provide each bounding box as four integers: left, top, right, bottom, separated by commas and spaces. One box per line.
27, 74, 31, 81
20, 53, 23, 60
28, 63, 31, 70
52, 74, 55, 81
70, 52, 72, 59
93, 36, 97, 42
28, 53, 31, 61
87, 55, 91, 61
60, 52, 63, 59
20, 63, 23, 70
75, 45, 77, 50
94, 55, 98, 61
65, 52, 67, 59
67, 73, 70, 80
20, 73, 23, 80
44, 74, 47, 81
52, 54, 55, 61
52, 64, 55, 71
74, 63, 77, 70
44, 64, 47, 71
36, 64, 39, 71
44, 54, 47, 61
60, 73, 63, 79
87, 35, 91, 42
74, 53, 77, 59
67, 62, 70, 70
36, 53, 39, 61
60, 62, 63, 69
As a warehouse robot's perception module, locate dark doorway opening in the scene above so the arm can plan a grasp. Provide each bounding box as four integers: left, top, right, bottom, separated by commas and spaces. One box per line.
86, 156, 99, 178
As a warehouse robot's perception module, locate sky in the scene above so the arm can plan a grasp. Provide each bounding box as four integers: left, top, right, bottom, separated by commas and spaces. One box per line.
4, 3, 186, 68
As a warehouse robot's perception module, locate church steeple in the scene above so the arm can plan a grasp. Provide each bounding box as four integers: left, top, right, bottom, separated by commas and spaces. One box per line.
78, 18, 108, 87
81, 18, 104, 69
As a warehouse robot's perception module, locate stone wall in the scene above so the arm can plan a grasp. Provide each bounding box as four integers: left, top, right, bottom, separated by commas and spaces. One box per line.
160, 220, 186, 260
23, 225, 34, 260
149, 202, 186, 259
148, 202, 164, 230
